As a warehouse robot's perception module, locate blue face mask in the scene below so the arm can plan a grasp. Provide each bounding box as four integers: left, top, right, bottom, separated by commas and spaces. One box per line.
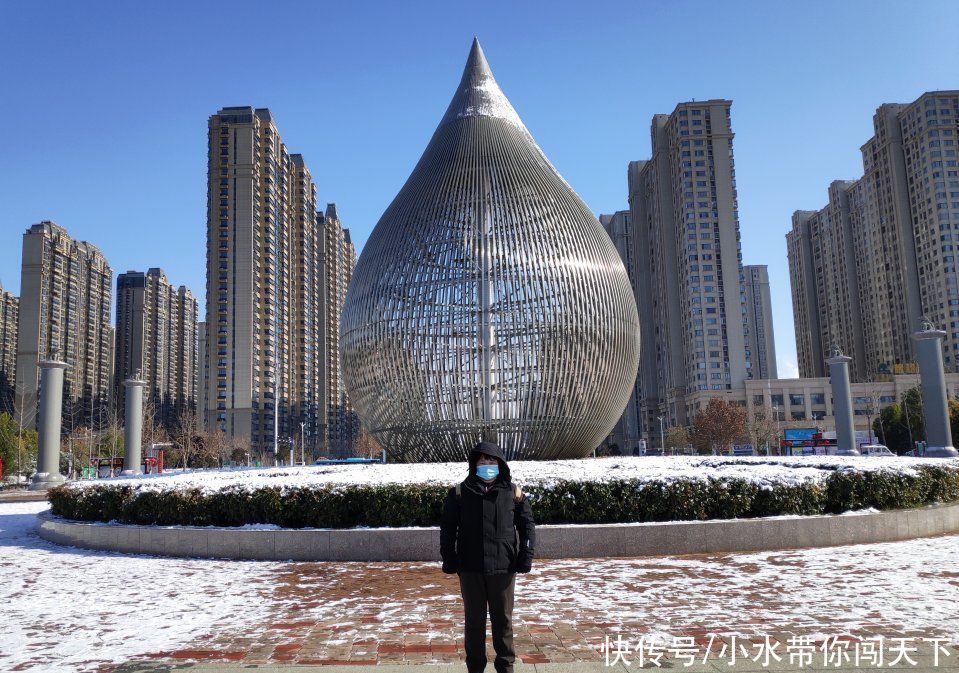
476, 463, 499, 480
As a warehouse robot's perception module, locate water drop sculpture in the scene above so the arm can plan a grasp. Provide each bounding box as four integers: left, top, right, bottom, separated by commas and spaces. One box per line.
341, 39, 640, 461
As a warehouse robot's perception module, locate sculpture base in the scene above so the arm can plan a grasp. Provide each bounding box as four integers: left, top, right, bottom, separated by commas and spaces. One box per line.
29, 472, 66, 491
835, 448, 861, 456
924, 446, 959, 458
119, 469, 142, 477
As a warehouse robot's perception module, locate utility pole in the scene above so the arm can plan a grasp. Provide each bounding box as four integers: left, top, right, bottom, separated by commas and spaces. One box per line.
300, 421, 305, 466
272, 390, 279, 462
874, 374, 887, 447
16, 389, 25, 482
903, 391, 915, 453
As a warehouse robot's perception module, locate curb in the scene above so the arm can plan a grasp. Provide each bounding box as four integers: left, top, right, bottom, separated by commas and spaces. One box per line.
36, 500, 959, 561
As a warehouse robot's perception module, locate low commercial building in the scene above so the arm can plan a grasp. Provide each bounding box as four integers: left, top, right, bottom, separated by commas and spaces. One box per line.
685, 372, 959, 436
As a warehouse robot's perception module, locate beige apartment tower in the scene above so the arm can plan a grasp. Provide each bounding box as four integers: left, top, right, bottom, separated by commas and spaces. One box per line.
600, 210, 643, 452
15, 221, 113, 431
321, 204, 358, 456
786, 181, 867, 380
628, 100, 752, 431
743, 265, 777, 380
788, 91, 959, 378
196, 321, 206, 432
0, 284, 18, 415
115, 268, 198, 429
204, 107, 356, 458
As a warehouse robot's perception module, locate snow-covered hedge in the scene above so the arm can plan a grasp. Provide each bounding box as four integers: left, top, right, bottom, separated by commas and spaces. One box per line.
47, 456, 959, 528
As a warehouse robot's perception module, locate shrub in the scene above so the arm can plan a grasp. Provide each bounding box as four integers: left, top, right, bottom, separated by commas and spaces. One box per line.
47, 464, 959, 529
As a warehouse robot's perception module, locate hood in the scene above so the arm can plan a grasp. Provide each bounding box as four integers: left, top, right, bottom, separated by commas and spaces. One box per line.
468, 441, 511, 483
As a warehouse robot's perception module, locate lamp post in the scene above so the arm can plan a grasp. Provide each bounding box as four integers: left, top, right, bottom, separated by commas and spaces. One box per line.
300, 421, 306, 466
773, 404, 781, 454
902, 388, 916, 453
657, 415, 665, 453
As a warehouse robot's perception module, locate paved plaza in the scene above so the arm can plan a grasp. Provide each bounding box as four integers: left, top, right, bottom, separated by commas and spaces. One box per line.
1, 500, 958, 672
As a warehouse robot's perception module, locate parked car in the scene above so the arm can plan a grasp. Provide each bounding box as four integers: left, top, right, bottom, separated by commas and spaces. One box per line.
860, 444, 895, 457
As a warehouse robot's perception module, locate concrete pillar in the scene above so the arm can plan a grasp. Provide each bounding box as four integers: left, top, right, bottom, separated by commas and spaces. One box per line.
912, 325, 958, 457
121, 377, 147, 476
30, 358, 71, 490
826, 348, 859, 456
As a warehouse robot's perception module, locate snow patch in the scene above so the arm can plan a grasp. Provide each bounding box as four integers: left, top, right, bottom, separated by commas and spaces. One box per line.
0, 501, 278, 672
62, 455, 959, 499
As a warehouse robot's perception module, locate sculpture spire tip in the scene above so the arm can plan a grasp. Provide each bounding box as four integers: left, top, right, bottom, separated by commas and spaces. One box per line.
438, 38, 522, 130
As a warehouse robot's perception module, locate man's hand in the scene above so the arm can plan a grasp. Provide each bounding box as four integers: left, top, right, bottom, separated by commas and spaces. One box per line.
513, 487, 535, 574
442, 560, 459, 574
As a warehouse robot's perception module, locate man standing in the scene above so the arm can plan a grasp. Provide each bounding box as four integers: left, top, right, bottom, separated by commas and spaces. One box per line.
440, 441, 536, 673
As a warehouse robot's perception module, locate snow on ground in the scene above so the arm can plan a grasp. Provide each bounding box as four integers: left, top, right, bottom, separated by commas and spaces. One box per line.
3, 499, 959, 672
60, 455, 959, 496
524, 542, 959, 646
0, 500, 279, 672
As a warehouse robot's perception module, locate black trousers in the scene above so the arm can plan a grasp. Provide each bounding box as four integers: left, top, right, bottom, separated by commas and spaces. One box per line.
457, 570, 516, 673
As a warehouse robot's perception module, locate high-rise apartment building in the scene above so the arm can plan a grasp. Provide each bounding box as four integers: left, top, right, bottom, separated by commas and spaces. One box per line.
196, 321, 206, 431
600, 210, 643, 451
628, 100, 751, 428
788, 91, 959, 378
0, 284, 18, 415
289, 155, 324, 454
898, 94, 959, 366
204, 107, 354, 457
743, 265, 777, 380
206, 107, 299, 454
787, 181, 867, 380
115, 268, 198, 429
15, 221, 112, 430
321, 204, 358, 456
786, 211, 825, 377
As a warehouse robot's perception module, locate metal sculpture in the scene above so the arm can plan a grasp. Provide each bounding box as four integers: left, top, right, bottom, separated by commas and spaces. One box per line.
340, 39, 640, 461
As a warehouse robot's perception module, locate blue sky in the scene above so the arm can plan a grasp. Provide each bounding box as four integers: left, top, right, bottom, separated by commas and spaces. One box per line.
1, 0, 957, 378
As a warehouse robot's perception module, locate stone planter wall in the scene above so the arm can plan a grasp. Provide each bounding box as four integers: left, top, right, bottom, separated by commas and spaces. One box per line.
36, 500, 959, 561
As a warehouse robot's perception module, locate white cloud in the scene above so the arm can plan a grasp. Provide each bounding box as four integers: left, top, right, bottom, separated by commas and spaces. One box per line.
778, 357, 799, 379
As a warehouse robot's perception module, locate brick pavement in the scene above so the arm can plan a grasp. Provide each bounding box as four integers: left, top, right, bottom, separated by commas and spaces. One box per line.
109, 662, 959, 673
128, 533, 959, 669
5, 499, 957, 672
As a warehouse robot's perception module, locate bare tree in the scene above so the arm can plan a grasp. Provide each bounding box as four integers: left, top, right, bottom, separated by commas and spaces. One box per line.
171, 407, 199, 470
62, 425, 91, 478
141, 395, 166, 450
105, 408, 123, 465
663, 425, 690, 453
199, 428, 229, 468
353, 426, 383, 459
230, 434, 251, 466
691, 398, 748, 455
746, 406, 779, 455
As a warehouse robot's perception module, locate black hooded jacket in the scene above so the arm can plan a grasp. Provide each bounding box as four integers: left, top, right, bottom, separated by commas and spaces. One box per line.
440, 441, 536, 574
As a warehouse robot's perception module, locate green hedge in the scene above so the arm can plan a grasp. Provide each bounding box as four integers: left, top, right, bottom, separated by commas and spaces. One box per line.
47, 464, 959, 529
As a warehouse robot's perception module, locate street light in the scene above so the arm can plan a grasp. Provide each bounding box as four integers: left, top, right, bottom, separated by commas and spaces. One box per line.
300, 421, 305, 466
657, 415, 665, 454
